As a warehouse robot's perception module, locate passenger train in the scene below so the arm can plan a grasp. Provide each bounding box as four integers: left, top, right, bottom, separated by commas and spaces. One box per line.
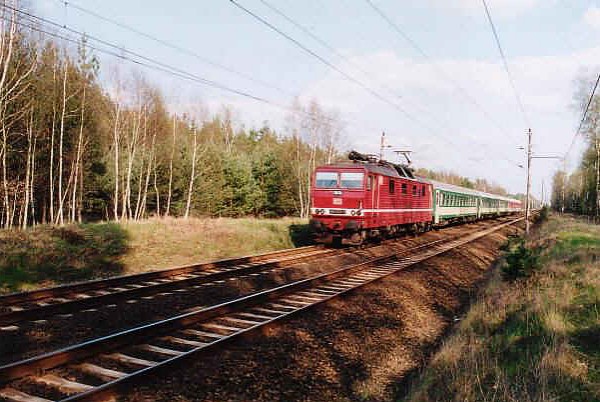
310, 151, 522, 245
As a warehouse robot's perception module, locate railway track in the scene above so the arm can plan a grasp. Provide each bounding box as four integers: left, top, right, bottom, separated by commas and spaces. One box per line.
0, 245, 342, 327
0, 217, 522, 402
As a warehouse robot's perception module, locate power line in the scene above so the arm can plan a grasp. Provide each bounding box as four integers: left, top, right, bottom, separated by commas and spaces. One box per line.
229, 0, 521, 169
56, 0, 295, 97
364, 0, 524, 147
1, 8, 349, 128
49, 1, 406, 134
264, 0, 522, 168
481, 0, 530, 127
564, 71, 600, 161
229, 0, 412, 117
50, 1, 519, 170
22, 3, 509, 170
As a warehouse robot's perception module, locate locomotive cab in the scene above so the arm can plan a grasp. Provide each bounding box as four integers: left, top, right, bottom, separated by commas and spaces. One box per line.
310, 167, 367, 245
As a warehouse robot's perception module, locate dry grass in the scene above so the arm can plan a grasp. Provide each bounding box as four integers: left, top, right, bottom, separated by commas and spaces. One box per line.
406, 214, 600, 402
0, 217, 308, 292
119, 216, 307, 273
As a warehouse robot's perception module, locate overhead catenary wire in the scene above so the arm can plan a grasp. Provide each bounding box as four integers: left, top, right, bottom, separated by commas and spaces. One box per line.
7, 4, 465, 167
229, 0, 422, 123
257, 0, 522, 168
229, 0, 522, 169
481, 0, 530, 128
1, 8, 343, 128
364, 0, 524, 148
56, 0, 295, 98
16, 3, 505, 170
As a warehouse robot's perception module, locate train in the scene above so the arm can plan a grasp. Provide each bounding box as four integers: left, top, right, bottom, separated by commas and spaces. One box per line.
309, 151, 522, 245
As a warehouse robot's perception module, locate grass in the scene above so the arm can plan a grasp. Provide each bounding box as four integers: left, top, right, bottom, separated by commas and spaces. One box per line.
0, 223, 128, 294
119, 217, 309, 273
0, 217, 310, 293
405, 213, 600, 402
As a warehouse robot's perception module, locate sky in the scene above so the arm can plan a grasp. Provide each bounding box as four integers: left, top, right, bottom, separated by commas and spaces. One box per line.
36, 0, 600, 199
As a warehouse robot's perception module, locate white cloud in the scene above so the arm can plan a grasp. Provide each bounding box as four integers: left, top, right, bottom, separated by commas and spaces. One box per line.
584, 6, 600, 29
298, 45, 600, 195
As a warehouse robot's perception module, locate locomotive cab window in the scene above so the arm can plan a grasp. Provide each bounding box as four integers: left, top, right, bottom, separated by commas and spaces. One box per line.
315, 172, 338, 188
421, 186, 426, 196
412, 185, 417, 195
340, 172, 364, 189
401, 183, 407, 194
389, 179, 395, 194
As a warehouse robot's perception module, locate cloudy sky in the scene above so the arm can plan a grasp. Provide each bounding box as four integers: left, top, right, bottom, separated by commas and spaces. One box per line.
37, 0, 600, 198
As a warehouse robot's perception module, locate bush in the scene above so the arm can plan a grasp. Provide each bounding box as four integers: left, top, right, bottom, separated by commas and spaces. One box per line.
502, 239, 539, 282
535, 206, 549, 223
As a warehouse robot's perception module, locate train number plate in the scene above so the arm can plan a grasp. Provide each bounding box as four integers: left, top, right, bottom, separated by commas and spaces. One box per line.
333, 198, 342, 205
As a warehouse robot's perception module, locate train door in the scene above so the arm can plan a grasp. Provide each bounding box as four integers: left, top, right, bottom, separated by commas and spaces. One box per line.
369, 174, 379, 226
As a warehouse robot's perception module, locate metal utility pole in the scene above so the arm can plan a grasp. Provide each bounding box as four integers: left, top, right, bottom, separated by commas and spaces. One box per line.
525, 128, 532, 234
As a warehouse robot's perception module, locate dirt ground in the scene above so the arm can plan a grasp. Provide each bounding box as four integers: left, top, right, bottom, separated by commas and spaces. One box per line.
124, 223, 523, 402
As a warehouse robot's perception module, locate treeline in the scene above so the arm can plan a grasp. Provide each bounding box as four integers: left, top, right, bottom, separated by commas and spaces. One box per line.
0, 5, 342, 228
551, 73, 599, 216
415, 168, 510, 196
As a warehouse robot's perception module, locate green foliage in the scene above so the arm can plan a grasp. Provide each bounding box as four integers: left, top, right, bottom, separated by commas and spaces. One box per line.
407, 215, 599, 402
552, 73, 600, 216
502, 239, 539, 282
0, 26, 335, 226
535, 205, 549, 223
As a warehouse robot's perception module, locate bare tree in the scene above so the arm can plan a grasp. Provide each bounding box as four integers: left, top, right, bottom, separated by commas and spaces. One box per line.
71, 83, 85, 222
21, 108, 33, 229
165, 113, 176, 217
0, 2, 34, 228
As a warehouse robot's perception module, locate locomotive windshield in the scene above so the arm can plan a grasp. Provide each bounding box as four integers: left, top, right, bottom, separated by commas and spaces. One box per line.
340, 172, 364, 189
315, 172, 338, 188
315, 171, 364, 189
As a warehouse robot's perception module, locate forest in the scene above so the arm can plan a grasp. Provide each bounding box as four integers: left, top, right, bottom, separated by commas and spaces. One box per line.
551, 73, 600, 216
0, 5, 345, 228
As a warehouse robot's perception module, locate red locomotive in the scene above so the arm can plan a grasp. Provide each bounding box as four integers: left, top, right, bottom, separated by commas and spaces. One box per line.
310, 151, 433, 245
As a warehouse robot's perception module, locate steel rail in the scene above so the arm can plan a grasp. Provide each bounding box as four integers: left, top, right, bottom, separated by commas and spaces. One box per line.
0, 246, 340, 325
0, 246, 321, 305
0, 217, 522, 402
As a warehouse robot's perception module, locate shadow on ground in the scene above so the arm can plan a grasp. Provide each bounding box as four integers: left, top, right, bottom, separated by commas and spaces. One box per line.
288, 223, 313, 247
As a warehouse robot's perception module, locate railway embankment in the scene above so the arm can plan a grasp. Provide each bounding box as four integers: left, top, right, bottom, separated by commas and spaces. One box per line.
0, 217, 307, 294
122, 219, 527, 401
406, 213, 599, 402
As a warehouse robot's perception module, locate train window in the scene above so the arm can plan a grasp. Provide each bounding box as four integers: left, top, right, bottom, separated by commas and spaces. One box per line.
421, 186, 426, 196
412, 185, 417, 195
389, 179, 395, 194
367, 175, 374, 191
401, 183, 407, 194
315, 172, 338, 188
340, 172, 364, 189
